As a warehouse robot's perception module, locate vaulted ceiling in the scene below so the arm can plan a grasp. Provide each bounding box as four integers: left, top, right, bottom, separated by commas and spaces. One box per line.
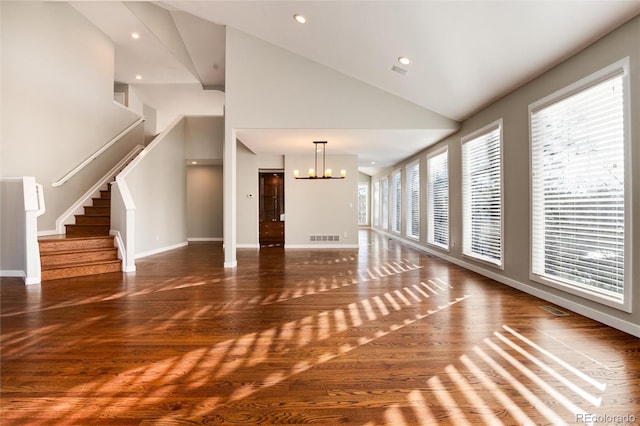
72, 1, 640, 174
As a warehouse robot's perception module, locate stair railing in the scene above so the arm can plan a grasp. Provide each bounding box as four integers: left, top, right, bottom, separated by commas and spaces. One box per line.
54, 144, 145, 235
52, 117, 144, 187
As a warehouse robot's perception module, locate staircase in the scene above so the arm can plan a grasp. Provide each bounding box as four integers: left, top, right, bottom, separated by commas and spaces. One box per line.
65, 187, 112, 236
39, 184, 121, 281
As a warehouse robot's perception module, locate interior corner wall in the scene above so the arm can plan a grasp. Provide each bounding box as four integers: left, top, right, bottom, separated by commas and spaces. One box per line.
0, 2, 140, 231
142, 104, 158, 144
371, 15, 640, 336
127, 87, 157, 143
113, 83, 129, 106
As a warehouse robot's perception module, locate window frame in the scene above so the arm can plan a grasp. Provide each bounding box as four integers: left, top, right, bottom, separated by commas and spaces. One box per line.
461, 118, 505, 269
528, 57, 632, 312
426, 146, 449, 250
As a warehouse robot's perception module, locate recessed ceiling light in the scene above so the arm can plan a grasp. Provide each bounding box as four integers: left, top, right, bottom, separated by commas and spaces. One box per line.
191, 161, 198, 165
131, 32, 140, 39
371, 161, 376, 165
135, 75, 142, 80
398, 56, 411, 65
293, 14, 307, 24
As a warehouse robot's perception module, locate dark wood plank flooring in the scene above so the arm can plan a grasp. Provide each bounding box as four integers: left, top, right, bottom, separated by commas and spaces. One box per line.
1, 231, 639, 425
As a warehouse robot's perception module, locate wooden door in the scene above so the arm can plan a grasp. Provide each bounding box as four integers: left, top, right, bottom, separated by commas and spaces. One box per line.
259, 172, 284, 247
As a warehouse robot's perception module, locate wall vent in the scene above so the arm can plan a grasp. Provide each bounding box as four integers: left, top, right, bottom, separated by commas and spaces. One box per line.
391, 65, 408, 75
310, 235, 340, 242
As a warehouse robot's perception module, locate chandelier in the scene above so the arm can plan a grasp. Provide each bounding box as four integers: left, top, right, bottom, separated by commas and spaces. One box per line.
293, 141, 346, 179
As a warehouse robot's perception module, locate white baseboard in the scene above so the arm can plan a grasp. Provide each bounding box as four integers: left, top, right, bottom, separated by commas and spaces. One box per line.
285, 244, 359, 249
237, 243, 260, 249
376, 230, 640, 338
448, 255, 640, 338
37, 229, 59, 237
1, 270, 24, 278
0, 270, 40, 284
188, 237, 223, 242
135, 241, 188, 259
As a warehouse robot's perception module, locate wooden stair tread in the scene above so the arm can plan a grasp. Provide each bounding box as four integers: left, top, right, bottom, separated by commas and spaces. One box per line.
41, 259, 121, 271
40, 237, 114, 246
65, 223, 110, 237
41, 262, 122, 281
39, 236, 115, 254
39, 235, 113, 242
40, 247, 117, 257
40, 183, 118, 280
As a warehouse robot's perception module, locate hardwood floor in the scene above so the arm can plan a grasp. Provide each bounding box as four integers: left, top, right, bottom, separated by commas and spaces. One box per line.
1, 231, 638, 425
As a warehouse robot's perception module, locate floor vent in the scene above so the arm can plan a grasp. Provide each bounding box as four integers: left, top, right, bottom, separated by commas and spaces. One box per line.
310, 235, 340, 242
539, 305, 570, 316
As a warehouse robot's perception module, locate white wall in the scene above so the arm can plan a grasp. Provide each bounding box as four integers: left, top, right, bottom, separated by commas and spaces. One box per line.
285, 155, 359, 247
372, 15, 640, 336
0, 2, 141, 231
225, 29, 459, 131
187, 165, 223, 240
224, 27, 459, 262
236, 142, 259, 247
130, 83, 225, 132
0, 180, 26, 274
125, 118, 187, 256
185, 116, 223, 160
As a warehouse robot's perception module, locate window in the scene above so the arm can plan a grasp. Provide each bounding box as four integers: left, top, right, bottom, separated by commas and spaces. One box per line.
462, 120, 503, 267
406, 161, 420, 239
427, 148, 449, 249
530, 59, 630, 310
381, 176, 389, 230
358, 182, 369, 226
372, 180, 380, 227
391, 170, 402, 233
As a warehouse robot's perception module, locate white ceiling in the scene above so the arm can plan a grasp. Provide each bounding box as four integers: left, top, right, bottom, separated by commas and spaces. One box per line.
73, 1, 640, 174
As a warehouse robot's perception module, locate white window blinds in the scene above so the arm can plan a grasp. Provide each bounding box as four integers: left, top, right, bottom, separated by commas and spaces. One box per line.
406, 162, 420, 239
427, 149, 449, 249
462, 121, 503, 266
358, 183, 369, 226
372, 181, 380, 227
381, 176, 389, 230
391, 170, 402, 233
530, 66, 627, 304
